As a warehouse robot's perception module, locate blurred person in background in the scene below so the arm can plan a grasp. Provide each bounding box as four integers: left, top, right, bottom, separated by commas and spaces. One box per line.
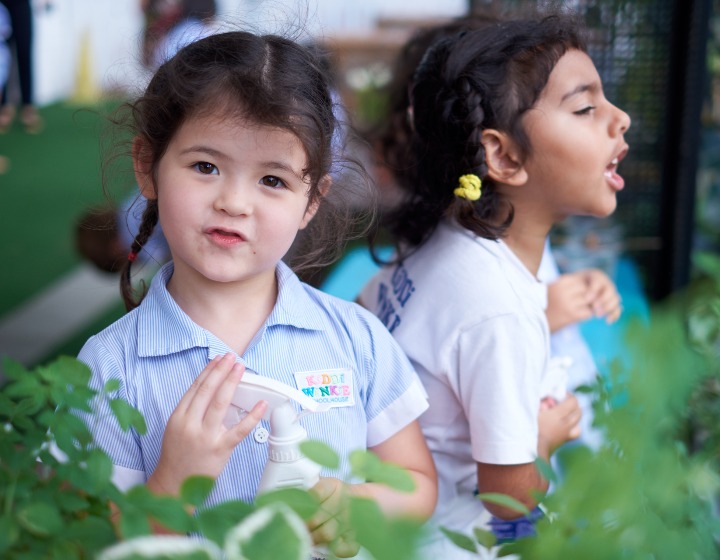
0, 0, 42, 134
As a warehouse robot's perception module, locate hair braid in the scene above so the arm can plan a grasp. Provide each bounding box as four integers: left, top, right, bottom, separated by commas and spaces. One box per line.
447, 76, 511, 238
120, 199, 160, 311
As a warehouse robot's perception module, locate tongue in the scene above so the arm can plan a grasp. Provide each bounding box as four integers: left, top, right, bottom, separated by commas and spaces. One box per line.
605, 169, 625, 191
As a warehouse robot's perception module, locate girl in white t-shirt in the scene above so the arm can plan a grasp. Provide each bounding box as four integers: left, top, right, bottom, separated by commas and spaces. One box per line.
360, 14, 630, 556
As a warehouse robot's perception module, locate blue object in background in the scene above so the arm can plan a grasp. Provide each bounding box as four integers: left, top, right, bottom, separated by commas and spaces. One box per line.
579, 257, 650, 377
320, 245, 393, 302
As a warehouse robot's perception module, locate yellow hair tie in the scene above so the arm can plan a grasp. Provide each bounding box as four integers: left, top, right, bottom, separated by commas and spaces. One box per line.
454, 174, 482, 201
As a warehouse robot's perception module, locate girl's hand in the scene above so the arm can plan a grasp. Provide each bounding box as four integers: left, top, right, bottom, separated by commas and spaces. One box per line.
582, 269, 623, 324
308, 477, 360, 558
546, 272, 595, 332
148, 353, 267, 496
537, 392, 582, 459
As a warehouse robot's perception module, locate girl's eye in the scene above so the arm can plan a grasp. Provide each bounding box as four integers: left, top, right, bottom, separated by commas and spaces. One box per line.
260, 175, 286, 189
574, 106, 596, 116
194, 162, 218, 175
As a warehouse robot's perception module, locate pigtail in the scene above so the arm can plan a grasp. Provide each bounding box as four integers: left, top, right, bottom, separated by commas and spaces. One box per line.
120, 199, 160, 311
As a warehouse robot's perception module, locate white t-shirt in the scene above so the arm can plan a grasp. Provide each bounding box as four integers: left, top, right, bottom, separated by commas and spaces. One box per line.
361, 220, 550, 550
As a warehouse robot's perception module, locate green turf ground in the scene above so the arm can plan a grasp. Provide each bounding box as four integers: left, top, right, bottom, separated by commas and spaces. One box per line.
0, 101, 134, 364
0, 101, 133, 317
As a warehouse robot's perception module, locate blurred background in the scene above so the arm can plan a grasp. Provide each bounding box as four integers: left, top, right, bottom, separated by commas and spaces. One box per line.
1, 0, 719, 372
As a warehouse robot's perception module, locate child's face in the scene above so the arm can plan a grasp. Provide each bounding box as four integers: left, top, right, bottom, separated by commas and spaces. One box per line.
139, 111, 318, 289
520, 49, 631, 222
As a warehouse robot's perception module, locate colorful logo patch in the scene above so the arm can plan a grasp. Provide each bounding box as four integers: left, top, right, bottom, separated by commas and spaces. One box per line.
293, 368, 354, 408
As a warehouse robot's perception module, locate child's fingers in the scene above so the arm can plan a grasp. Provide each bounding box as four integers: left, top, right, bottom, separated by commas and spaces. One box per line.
225, 399, 268, 446
174, 354, 225, 415
307, 478, 344, 534
606, 304, 623, 324
184, 353, 237, 422
331, 534, 361, 558
203, 362, 246, 427
555, 393, 581, 423
592, 292, 622, 321
310, 517, 339, 547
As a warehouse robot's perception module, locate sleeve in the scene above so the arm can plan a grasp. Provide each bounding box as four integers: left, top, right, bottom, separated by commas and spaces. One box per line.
358, 310, 429, 448
77, 336, 146, 489
455, 314, 542, 465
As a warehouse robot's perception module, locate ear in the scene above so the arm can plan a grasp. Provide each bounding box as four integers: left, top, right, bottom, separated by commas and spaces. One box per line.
132, 136, 157, 200
480, 129, 528, 186
299, 174, 331, 230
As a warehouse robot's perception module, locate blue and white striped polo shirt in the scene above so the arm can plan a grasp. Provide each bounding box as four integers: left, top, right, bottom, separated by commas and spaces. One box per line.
78, 261, 427, 506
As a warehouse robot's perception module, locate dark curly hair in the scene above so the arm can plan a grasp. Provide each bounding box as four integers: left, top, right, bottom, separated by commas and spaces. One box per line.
112, 31, 365, 310
378, 15, 586, 258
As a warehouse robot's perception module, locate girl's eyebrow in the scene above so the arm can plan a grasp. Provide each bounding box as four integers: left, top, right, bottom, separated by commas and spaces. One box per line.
560, 82, 600, 103
260, 160, 304, 180
179, 146, 225, 158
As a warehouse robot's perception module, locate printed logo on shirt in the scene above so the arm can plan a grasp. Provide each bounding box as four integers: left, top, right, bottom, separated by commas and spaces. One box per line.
293, 368, 355, 407
376, 264, 416, 333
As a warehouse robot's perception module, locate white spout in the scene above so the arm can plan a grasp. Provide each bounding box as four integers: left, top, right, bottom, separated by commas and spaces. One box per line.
222, 370, 329, 494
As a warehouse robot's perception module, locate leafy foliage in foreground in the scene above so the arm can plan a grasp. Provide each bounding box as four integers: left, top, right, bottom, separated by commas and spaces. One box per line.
0, 356, 425, 559
440, 254, 720, 558
6, 254, 720, 558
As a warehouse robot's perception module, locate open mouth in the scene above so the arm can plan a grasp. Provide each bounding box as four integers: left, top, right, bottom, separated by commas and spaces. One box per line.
604, 148, 628, 192
604, 159, 624, 191
207, 227, 245, 246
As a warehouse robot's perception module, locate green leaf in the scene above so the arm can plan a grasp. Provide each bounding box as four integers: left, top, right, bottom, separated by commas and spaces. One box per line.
16, 501, 64, 537
367, 462, 415, 492
52, 408, 92, 440
196, 500, 254, 547
347, 449, 414, 491
125, 485, 194, 533
476, 493, 530, 516
119, 504, 152, 539
254, 488, 319, 520
12, 394, 45, 417
104, 379, 121, 393
86, 449, 114, 492
55, 491, 90, 513
1, 357, 30, 380
47, 356, 92, 387
348, 497, 423, 560
180, 476, 215, 508
0, 514, 20, 552
0, 392, 14, 415
348, 449, 381, 479
299, 439, 340, 469
473, 526, 497, 550
224, 503, 311, 560
694, 251, 720, 278
439, 527, 478, 553
574, 383, 595, 394
65, 516, 118, 550
534, 457, 557, 484
49, 540, 83, 559
109, 398, 147, 435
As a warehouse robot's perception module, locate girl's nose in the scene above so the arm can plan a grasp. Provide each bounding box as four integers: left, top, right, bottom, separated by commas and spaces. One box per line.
213, 183, 252, 216
612, 104, 631, 136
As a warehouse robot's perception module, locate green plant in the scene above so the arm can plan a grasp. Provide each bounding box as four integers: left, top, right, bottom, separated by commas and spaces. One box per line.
1, 356, 126, 558
0, 356, 426, 559
438, 258, 720, 558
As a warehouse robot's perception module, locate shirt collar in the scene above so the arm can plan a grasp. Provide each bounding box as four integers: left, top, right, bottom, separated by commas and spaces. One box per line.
137, 261, 325, 358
